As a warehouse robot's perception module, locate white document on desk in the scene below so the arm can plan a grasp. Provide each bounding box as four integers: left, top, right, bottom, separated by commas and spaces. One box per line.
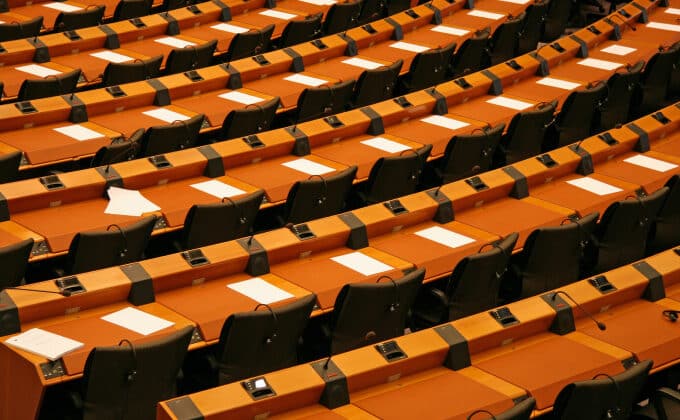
142, 108, 191, 123
536, 77, 580, 90
361, 137, 411, 153
211, 23, 250, 33
43, 2, 82, 12
191, 179, 246, 198
342, 57, 383, 70
421, 115, 470, 130
599, 44, 636, 56
154, 37, 197, 48
415, 226, 476, 248
90, 50, 134, 63
430, 25, 470, 36
389, 41, 429, 53
228, 278, 294, 304
331, 251, 394, 276
647, 21, 680, 32
298, 0, 336, 5
487, 95, 534, 110
624, 154, 678, 172
467, 10, 504, 19
577, 58, 622, 70
219, 91, 264, 105
54, 124, 103, 141
102, 307, 174, 336
260, 9, 297, 20
566, 177, 622, 196
282, 158, 335, 175
5, 328, 84, 361
105, 186, 161, 216
284, 73, 327, 87
15, 64, 62, 78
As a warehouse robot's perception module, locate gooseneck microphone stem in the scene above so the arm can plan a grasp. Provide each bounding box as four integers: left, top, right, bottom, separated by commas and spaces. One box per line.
552, 291, 606, 331
4, 287, 71, 297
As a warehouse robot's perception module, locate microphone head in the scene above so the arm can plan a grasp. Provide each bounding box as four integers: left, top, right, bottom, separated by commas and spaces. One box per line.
61, 290, 72, 297
597, 322, 607, 331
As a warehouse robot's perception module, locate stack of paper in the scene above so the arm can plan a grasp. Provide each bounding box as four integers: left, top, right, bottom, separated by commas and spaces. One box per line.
154, 37, 197, 48
414, 226, 476, 248
211, 23, 250, 33
430, 25, 469, 36
299, 0, 336, 4
43, 2, 82, 12
284, 74, 327, 87
190, 179, 246, 198
647, 22, 680, 32
102, 307, 174, 336
219, 91, 264, 105
341, 57, 383, 70
331, 252, 394, 276
536, 77, 581, 90
15, 64, 62, 78
566, 177, 622, 196
389, 41, 429, 53
282, 158, 335, 175
90, 51, 134, 63
360, 137, 411, 153
260, 9, 297, 20
142, 108, 191, 123
105, 186, 161, 216
5, 328, 84, 361
623, 155, 678, 172
486, 96, 533, 110
467, 10, 504, 20
421, 115, 470, 130
577, 58, 622, 71
599, 45, 636, 56
228, 278, 294, 304
54, 125, 104, 142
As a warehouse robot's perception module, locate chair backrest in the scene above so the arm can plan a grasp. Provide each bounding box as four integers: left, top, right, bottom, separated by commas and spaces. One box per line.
0, 16, 43, 42
352, 59, 403, 108
164, 39, 217, 75
439, 123, 505, 183
357, 0, 386, 25
553, 359, 652, 420
279, 13, 322, 48
283, 165, 358, 224
65, 215, 157, 274
0, 238, 34, 290
90, 129, 145, 167
81, 326, 193, 420
651, 387, 680, 420
487, 12, 525, 65
225, 24, 274, 61
446, 233, 518, 321
360, 144, 432, 205
101, 55, 163, 87
398, 41, 457, 94
54, 5, 105, 31
515, 212, 598, 299
221, 96, 280, 139
330, 268, 425, 355
637, 44, 680, 117
599, 61, 644, 130
542, 0, 572, 42
295, 79, 355, 123
17, 68, 82, 101
648, 174, 680, 254
139, 113, 205, 157
386, 0, 410, 15
496, 397, 536, 420
550, 81, 608, 149
180, 189, 264, 249
215, 294, 316, 385
0, 150, 22, 184
113, 0, 153, 21
498, 101, 556, 166
323, 0, 362, 34
590, 187, 669, 274
450, 27, 490, 78
517, 0, 549, 54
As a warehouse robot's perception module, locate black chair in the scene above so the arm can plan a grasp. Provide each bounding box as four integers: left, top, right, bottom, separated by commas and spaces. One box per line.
585, 188, 669, 275
281, 165, 357, 225
411, 233, 518, 328
178, 189, 264, 250
139, 114, 205, 157
328, 267, 424, 355
634, 387, 680, 420
221, 96, 280, 139
323, 0, 362, 34
0, 150, 23, 184
387, 0, 410, 15
486, 13, 525, 66
599, 61, 643, 131
494, 101, 556, 167
517, 0, 549, 55
64, 215, 157, 274
544, 82, 608, 151
90, 129, 145, 167
351, 59, 403, 108
636, 44, 680, 118
397, 41, 456, 94
101, 55, 163, 87
505, 212, 599, 300
54, 5, 105, 32
553, 360, 652, 420
293, 79, 355, 123
468, 397, 536, 420
648, 175, 680, 254
112, 0, 153, 21
164, 39, 217, 75
355, 144, 432, 205
357, 0, 386, 25
0, 16, 43, 42
157, 0, 191, 12
449, 27, 490, 78
542, 0, 572, 42
17, 68, 82, 101
0, 239, 34, 290
76, 326, 193, 420
212, 294, 316, 385
223, 24, 274, 61
435, 123, 505, 183
277, 13, 322, 48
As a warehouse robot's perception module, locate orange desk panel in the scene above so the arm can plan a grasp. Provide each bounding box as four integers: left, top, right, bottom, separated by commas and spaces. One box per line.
447, 9, 507, 32
232, 7, 307, 37
652, 133, 680, 158
360, 37, 440, 73
403, 21, 473, 47
473, 0, 530, 15
626, 22, 680, 46
587, 37, 665, 65
447, 94, 537, 129
89, 104, 200, 138
180, 21, 259, 52
548, 56, 627, 84
668, 284, 680, 302
244, 71, 340, 109
0, 61, 78, 98
594, 151, 680, 194
10, 1, 86, 29
278, 0, 329, 16
51, 48, 150, 82
503, 75, 582, 105
123, 34, 209, 67
305, 55, 395, 82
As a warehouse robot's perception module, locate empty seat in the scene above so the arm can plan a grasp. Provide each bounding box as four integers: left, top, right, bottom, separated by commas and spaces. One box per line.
635, 387, 680, 420
599, 61, 644, 131
517, 0, 549, 55
293, 79, 355, 123
90, 129, 145, 167
17, 68, 82, 101
0, 238, 34, 290
449, 27, 490, 78
351, 59, 403, 108
0, 16, 43, 42
357, 0, 386, 25
436, 123, 505, 183
164, 39, 217, 75
636, 44, 680, 117
323, 0, 362, 34
221, 96, 280, 139
495, 101, 556, 167
277, 13, 322, 48
54, 5, 105, 32
223, 24, 274, 61
112, 0, 153, 21
397, 42, 456, 94
486, 13, 525, 66
0, 150, 23, 184
648, 175, 680, 254
139, 114, 205, 157
542, 0, 572, 42
468, 397, 536, 420
101, 55, 163, 87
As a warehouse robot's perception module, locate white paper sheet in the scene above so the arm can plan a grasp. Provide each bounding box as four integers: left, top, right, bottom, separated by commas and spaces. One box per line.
15, 64, 62, 78
331, 252, 394, 276
647, 21, 680, 32
190, 179, 246, 198
90, 50, 134, 63
43, 2, 82, 12
360, 137, 411, 153
623, 154, 678, 172
105, 186, 161, 217
486, 96, 534, 110
420, 115, 470, 130
467, 9, 504, 20
577, 58, 622, 71
536, 77, 581, 90
101, 307, 174, 336
282, 158, 335, 175
665, 7, 680, 15
500, 0, 530, 4
389, 41, 429, 53
430, 25, 470, 36
54, 124, 103, 141
0, 20, 5, 24
218, 91, 264, 105
566, 177, 622, 196
5, 328, 84, 361
284, 73, 327, 87
227, 278, 294, 304
211, 22, 250, 33
599, 44, 637, 56
341, 57, 383, 70
259, 9, 297, 20
298, 0, 336, 5
414, 226, 476, 248
154, 37, 197, 48
142, 108, 191, 123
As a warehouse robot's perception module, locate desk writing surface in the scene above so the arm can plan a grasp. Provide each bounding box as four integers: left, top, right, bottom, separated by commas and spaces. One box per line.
0, 220, 43, 251
360, 37, 439, 73
172, 88, 275, 128
270, 406, 349, 420
626, 22, 680, 45
123, 35, 209, 66
402, 22, 474, 47
0, 61, 78, 98
89, 104, 200, 138
594, 151, 680, 194
446, 9, 506, 32
447, 94, 537, 130
180, 21, 259, 52
10, 1, 87, 29
548, 58, 625, 84
278, 0, 330, 16
503, 75, 582, 104
652, 134, 680, 158
51, 48, 150, 82
587, 38, 662, 65
232, 7, 305, 37
305, 55, 395, 82
245, 71, 340, 109
472, 0, 531, 15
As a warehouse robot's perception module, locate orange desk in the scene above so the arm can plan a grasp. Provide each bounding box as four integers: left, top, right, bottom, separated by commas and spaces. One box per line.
179, 20, 259, 53
627, 21, 680, 45
10, 0, 87, 29
447, 94, 538, 130
123, 34, 210, 67
447, 8, 507, 33
587, 37, 663, 65
51, 48, 150, 83
473, 0, 531, 15
89, 104, 200, 138
503, 74, 582, 105
652, 133, 680, 159
232, 7, 308, 38
305, 55, 395, 82
548, 55, 627, 84
360, 35, 443, 73
594, 150, 680, 194
0, 61, 79, 98
244, 71, 340, 109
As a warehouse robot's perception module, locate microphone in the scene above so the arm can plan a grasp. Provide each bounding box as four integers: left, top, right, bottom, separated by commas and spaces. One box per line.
222, 196, 247, 225
254, 303, 278, 344
106, 223, 128, 259
551, 291, 606, 331
4, 287, 71, 297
